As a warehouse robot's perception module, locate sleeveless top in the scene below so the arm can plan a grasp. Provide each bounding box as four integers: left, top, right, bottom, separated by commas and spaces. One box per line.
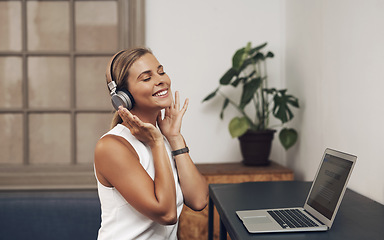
95, 124, 184, 240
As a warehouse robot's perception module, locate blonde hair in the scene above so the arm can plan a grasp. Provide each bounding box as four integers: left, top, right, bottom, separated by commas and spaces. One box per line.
108, 47, 153, 129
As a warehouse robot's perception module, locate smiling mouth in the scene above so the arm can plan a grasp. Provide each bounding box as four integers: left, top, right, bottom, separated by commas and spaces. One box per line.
153, 90, 168, 97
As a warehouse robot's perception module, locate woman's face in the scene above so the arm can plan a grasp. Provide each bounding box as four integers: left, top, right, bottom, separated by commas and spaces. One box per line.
127, 53, 172, 111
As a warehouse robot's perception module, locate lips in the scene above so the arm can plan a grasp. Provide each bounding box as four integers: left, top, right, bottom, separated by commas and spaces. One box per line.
152, 89, 168, 97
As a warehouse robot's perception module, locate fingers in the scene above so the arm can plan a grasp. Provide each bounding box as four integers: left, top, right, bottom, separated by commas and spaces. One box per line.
172, 91, 188, 111
181, 98, 189, 114
174, 91, 180, 110
118, 106, 131, 127
118, 106, 141, 129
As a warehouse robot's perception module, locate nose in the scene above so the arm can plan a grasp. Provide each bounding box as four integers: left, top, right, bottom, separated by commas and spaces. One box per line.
155, 75, 166, 86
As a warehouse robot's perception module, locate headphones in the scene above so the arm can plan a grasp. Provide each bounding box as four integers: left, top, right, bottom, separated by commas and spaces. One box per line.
105, 50, 135, 111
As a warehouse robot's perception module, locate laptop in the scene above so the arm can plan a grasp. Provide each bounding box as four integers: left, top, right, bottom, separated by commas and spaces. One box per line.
236, 148, 357, 233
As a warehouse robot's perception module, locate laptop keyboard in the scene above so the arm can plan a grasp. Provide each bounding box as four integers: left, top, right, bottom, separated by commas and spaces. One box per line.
267, 209, 319, 229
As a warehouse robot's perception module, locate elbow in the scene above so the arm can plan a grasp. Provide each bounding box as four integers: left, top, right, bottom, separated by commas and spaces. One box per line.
193, 197, 209, 212
158, 211, 178, 225
154, 205, 178, 225
187, 194, 209, 212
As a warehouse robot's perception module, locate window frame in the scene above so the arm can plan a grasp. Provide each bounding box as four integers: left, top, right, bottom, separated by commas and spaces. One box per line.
0, 0, 145, 190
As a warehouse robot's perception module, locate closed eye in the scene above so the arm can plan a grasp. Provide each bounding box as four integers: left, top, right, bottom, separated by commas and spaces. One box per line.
158, 65, 166, 75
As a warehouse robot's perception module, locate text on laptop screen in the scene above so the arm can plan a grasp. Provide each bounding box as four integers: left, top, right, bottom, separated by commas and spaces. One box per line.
307, 154, 353, 220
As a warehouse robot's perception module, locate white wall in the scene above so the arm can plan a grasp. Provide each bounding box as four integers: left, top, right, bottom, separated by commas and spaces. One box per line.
286, 0, 384, 204
146, 0, 287, 165
146, 0, 384, 204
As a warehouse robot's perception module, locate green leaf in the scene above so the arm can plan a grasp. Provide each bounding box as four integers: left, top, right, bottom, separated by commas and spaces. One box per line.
220, 68, 237, 85
252, 52, 265, 62
249, 42, 267, 55
263, 88, 277, 94
239, 77, 262, 109
202, 88, 218, 102
266, 51, 274, 58
220, 98, 229, 119
231, 77, 244, 87
279, 128, 298, 150
228, 117, 250, 138
245, 42, 252, 53
232, 47, 248, 72
272, 89, 299, 123
239, 57, 254, 72
287, 96, 299, 108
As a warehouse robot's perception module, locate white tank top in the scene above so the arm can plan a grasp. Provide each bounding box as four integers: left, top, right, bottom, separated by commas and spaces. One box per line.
95, 124, 184, 240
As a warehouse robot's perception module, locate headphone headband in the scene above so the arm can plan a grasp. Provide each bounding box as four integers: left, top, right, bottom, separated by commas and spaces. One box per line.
105, 50, 135, 111
105, 50, 125, 92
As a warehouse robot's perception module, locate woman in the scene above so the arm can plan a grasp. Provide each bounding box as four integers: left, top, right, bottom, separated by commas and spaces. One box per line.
94, 47, 208, 240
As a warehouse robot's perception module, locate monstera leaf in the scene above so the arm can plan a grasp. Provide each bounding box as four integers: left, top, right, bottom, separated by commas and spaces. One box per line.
202, 42, 300, 150
271, 89, 299, 124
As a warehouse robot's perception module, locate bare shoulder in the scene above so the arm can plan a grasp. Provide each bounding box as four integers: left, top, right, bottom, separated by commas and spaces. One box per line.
94, 134, 140, 187
95, 134, 138, 161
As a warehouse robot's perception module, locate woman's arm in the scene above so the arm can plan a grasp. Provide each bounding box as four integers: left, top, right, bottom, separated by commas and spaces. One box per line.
94, 108, 177, 225
167, 135, 209, 211
157, 91, 209, 211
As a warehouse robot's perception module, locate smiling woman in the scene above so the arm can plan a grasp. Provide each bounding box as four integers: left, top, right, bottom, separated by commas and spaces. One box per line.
94, 48, 208, 240
127, 53, 173, 117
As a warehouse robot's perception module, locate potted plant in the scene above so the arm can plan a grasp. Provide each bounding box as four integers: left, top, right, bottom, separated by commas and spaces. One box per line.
203, 42, 299, 165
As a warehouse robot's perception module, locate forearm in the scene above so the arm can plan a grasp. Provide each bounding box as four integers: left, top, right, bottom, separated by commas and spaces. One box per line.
175, 155, 208, 211
157, 93, 208, 210
150, 141, 177, 223
167, 135, 209, 211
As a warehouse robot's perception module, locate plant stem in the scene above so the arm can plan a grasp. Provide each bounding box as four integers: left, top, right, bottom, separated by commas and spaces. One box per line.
253, 94, 260, 126
218, 91, 255, 128
257, 62, 267, 129
262, 59, 270, 129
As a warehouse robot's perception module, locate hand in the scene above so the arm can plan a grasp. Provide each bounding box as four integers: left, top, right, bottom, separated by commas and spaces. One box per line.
118, 106, 163, 147
157, 91, 188, 140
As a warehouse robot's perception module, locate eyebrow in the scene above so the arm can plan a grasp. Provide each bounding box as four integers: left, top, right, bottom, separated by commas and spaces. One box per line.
137, 65, 163, 80
137, 70, 151, 80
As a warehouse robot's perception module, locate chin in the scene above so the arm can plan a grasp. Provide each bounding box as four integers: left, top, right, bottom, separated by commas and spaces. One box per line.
155, 96, 172, 107
160, 100, 173, 109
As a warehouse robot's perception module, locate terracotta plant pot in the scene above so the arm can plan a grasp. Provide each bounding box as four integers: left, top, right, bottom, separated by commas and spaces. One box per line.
238, 129, 276, 166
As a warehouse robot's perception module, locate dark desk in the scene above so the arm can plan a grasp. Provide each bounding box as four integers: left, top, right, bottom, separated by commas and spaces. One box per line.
208, 181, 384, 240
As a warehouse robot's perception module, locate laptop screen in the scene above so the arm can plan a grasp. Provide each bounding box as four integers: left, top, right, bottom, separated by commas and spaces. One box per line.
307, 153, 353, 220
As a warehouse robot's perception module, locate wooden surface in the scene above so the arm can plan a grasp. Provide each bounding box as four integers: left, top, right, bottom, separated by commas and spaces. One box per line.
177, 161, 294, 240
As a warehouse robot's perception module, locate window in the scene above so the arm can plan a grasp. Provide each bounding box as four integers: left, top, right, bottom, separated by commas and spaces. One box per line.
0, 0, 145, 189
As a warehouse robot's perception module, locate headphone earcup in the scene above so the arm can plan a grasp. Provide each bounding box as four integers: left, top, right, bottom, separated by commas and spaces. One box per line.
111, 89, 135, 111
